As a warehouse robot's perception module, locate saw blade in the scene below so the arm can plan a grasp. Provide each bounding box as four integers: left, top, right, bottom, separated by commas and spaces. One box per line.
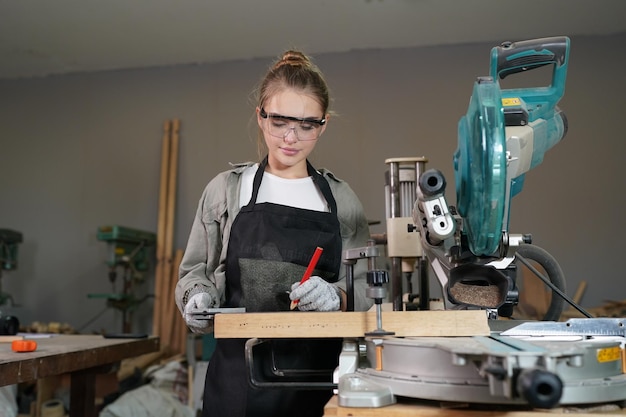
454, 78, 506, 256
501, 318, 626, 337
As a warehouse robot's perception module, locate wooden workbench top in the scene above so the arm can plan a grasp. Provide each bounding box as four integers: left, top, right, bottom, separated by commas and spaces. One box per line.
0, 334, 159, 386
324, 395, 626, 416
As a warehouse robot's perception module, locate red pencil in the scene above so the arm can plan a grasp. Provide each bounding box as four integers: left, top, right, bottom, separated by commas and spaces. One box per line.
290, 246, 324, 310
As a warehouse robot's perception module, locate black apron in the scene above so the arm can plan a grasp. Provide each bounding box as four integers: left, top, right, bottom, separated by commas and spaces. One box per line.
203, 157, 343, 417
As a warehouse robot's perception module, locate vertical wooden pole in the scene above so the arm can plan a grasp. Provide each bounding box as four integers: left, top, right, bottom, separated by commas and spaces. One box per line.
163, 248, 184, 353
163, 118, 180, 284
161, 120, 180, 347
153, 120, 172, 336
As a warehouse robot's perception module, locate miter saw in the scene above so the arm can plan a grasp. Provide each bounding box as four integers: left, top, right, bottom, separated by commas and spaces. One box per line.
334, 36, 626, 410
414, 36, 570, 320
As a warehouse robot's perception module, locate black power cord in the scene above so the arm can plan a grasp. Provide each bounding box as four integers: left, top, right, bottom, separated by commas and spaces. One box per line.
516, 251, 592, 319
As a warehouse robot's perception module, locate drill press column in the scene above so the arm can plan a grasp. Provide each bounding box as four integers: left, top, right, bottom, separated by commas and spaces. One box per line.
384, 157, 428, 311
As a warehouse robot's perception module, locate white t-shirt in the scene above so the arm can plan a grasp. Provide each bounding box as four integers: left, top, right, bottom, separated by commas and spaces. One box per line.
239, 164, 328, 212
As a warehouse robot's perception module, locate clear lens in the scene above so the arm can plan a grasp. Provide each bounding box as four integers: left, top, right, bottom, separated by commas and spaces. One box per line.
260, 108, 325, 141
267, 116, 320, 140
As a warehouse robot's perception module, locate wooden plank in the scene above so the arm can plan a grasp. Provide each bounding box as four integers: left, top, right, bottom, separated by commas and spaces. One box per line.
163, 248, 184, 353
214, 310, 489, 339
162, 119, 180, 301
152, 119, 172, 336
572, 281, 587, 304
324, 395, 626, 417
0, 335, 23, 343
519, 263, 551, 320
165, 120, 180, 250
158, 119, 180, 342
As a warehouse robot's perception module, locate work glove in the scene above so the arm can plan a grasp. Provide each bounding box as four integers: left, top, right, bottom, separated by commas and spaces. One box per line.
184, 292, 217, 332
290, 276, 341, 312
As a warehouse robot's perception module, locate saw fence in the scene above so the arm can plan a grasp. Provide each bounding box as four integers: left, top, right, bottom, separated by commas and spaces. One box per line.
152, 119, 187, 355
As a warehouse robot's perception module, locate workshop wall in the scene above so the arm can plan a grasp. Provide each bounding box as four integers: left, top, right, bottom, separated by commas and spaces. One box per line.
0, 33, 624, 334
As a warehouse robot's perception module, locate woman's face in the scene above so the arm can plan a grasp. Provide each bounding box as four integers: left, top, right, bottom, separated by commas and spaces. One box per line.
257, 88, 327, 178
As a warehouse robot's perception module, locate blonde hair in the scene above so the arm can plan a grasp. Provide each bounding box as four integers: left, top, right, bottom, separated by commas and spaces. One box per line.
255, 50, 331, 157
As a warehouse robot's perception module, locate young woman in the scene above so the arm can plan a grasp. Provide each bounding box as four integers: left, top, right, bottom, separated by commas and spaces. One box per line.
175, 50, 373, 417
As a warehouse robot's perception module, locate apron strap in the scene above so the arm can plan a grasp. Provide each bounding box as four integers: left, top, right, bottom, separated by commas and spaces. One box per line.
242, 156, 338, 214
307, 159, 338, 214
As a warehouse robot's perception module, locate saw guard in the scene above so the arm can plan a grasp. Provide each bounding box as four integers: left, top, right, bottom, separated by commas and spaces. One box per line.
455, 78, 506, 256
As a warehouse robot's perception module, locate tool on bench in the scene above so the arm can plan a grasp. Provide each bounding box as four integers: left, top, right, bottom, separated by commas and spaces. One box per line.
0, 229, 22, 335
383, 157, 430, 311
413, 36, 570, 320
0, 229, 22, 307
336, 36, 626, 410
88, 225, 156, 333
187, 307, 246, 320
12, 339, 37, 353
342, 239, 394, 336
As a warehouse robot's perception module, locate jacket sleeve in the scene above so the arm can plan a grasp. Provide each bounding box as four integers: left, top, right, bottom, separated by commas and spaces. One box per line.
175, 172, 230, 316
329, 178, 375, 312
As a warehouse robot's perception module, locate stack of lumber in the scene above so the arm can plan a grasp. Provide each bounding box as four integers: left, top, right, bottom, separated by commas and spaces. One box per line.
152, 119, 188, 355
583, 299, 626, 317
555, 281, 626, 320
561, 299, 626, 320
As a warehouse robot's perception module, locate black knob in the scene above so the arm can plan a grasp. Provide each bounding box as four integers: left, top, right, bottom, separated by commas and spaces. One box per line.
419, 169, 446, 197
517, 369, 563, 409
367, 270, 389, 286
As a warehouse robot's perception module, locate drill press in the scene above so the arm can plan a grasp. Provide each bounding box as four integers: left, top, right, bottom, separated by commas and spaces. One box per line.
384, 157, 429, 311
0, 229, 22, 335
89, 225, 156, 333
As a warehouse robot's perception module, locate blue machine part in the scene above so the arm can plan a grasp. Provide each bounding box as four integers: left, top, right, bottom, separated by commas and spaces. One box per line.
490, 36, 569, 123
508, 111, 568, 198
454, 37, 570, 257
455, 78, 506, 257
491, 36, 570, 197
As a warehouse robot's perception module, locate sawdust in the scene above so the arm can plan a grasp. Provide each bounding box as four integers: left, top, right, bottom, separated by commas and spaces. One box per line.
449, 282, 502, 308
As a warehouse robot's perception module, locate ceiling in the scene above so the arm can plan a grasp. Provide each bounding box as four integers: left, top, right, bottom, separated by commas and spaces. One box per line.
1, 0, 625, 80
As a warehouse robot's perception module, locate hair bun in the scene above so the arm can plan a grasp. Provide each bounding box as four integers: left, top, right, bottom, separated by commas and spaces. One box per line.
273, 50, 310, 70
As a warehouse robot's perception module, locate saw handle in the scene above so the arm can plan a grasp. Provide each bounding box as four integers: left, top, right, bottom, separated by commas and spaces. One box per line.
490, 36, 570, 122
490, 36, 569, 80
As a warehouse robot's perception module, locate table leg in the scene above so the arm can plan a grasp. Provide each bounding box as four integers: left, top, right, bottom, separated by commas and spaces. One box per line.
69, 371, 96, 417
69, 364, 115, 417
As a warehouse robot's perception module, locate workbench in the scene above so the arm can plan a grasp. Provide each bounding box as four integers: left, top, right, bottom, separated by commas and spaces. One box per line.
0, 334, 159, 417
324, 395, 626, 416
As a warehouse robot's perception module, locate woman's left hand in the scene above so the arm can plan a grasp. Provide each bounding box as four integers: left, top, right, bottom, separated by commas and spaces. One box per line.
290, 276, 341, 311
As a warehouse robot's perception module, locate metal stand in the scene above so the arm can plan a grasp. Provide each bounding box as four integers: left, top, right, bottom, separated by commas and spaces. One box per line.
384, 157, 429, 311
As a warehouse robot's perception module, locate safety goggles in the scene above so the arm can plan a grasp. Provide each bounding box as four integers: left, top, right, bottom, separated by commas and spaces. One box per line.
260, 107, 326, 141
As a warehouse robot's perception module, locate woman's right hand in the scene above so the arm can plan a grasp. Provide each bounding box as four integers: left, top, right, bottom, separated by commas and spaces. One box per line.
183, 292, 217, 332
